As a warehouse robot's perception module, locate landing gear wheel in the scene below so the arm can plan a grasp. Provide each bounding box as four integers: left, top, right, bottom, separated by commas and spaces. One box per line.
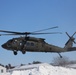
13, 51, 17, 55
22, 50, 26, 54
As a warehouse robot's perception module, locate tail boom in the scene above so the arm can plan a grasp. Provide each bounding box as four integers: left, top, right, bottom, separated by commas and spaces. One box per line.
67, 47, 76, 51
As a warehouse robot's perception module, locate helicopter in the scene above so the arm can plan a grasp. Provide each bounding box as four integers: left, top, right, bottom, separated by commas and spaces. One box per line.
0, 26, 76, 58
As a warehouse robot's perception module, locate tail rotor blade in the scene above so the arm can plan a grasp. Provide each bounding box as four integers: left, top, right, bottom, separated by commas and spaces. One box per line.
74, 41, 76, 44
66, 32, 76, 38
73, 41, 76, 44
72, 32, 76, 37
66, 32, 71, 38
66, 32, 76, 44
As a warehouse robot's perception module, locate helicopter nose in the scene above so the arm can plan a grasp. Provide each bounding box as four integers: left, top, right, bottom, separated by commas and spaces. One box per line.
1, 44, 6, 49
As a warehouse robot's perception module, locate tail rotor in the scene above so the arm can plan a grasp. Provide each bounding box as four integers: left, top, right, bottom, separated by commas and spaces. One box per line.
66, 32, 76, 44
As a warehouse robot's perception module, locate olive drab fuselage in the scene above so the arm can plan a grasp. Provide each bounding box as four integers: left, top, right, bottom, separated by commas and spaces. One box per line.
1, 32, 76, 57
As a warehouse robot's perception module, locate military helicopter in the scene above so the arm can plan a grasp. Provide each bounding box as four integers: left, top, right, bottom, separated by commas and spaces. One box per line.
0, 26, 76, 58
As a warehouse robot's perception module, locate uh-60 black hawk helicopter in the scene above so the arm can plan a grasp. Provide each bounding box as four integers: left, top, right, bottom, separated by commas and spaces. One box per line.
0, 26, 76, 58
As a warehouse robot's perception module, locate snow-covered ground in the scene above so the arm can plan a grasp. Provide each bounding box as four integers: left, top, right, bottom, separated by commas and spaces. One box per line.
5, 63, 76, 75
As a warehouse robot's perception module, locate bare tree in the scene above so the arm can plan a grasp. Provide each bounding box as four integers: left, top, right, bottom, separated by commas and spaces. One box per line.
52, 56, 70, 66
32, 61, 42, 64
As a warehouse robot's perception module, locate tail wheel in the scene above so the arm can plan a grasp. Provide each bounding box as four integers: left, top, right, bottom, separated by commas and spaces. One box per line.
13, 51, 17, 55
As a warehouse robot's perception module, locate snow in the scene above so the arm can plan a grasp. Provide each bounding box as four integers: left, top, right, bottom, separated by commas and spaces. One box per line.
5, 63, 76, 75
66, 64, 76, 69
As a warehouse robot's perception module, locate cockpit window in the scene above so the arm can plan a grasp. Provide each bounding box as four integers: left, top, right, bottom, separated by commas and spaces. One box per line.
26, 42, 34, 46
7, 39, 13, 43
13, 39, 18, 44
14, 39, 17, 41
7, 43, 11, 47
26, 42, 30, 46
20, 42, 22, 46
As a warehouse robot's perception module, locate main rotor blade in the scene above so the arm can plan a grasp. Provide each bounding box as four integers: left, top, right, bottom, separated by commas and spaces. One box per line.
31, 32, 62, 35
0, 34, 19, 36
32, 26, 58, 33
0, 26, 58, 34
0, 32, 62, 36
0, 30, 21, 34
0, 32, 31, 36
